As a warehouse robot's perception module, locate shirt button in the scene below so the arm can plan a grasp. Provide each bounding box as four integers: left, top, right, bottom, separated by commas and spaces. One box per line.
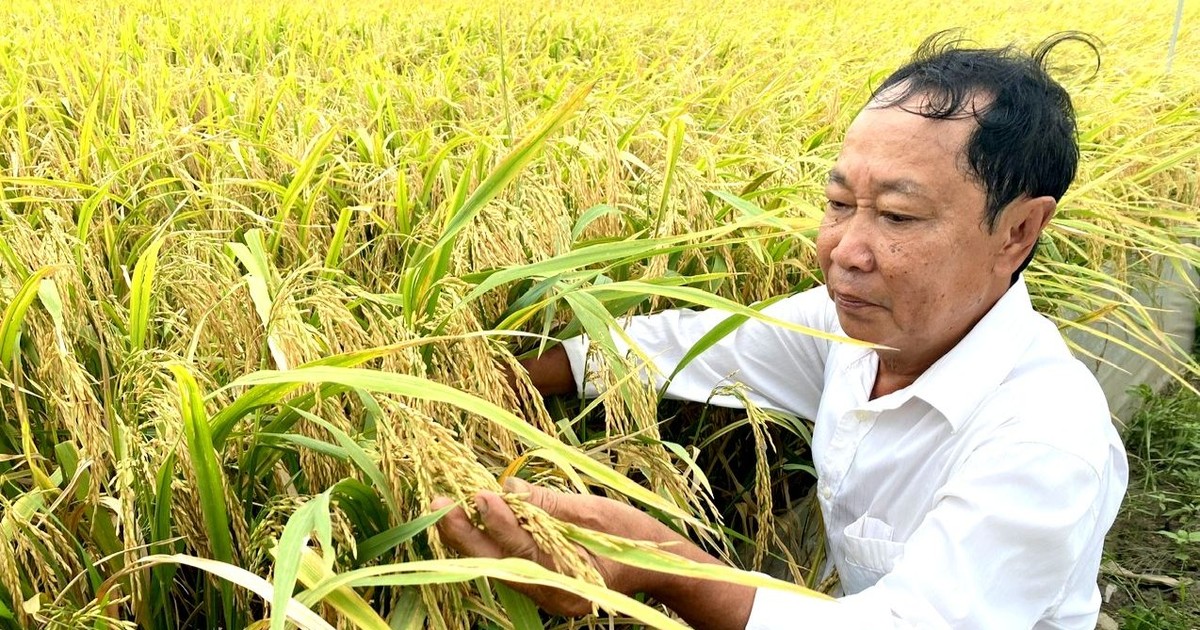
855, 410, 872, 422
819, 483, 833, 500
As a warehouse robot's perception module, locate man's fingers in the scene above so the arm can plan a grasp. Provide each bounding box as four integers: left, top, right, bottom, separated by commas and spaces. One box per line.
432, 497, 504, 559
503, 477, 568, 520
477, 489, 598, 617
432, 491, 550, 563
475, 491, 544, 562
502, 477, 532, 494
436, 490, 601, 617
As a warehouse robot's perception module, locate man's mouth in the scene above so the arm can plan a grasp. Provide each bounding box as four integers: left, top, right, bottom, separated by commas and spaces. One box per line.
832, 291, 878, 310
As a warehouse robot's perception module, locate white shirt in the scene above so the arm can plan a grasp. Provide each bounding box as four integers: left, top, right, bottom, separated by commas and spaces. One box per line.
561, 279, 1127, 629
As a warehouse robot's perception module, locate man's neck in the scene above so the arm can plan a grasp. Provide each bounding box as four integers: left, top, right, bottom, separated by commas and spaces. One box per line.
871, 367, 919, 399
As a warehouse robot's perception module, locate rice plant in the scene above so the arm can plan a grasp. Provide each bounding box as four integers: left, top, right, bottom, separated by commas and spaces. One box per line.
0, 0, 1196, 627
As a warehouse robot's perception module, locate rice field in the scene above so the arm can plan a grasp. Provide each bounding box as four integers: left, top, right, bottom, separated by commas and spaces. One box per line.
0, 0, 1197, 627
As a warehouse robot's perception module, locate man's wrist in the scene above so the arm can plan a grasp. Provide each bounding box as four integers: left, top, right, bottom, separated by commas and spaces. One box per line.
633, 537, 755, 630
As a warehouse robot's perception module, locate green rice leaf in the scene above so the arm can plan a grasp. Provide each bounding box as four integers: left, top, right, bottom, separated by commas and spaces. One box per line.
211, 353, 389, 446
227, 229, 276, 330
356, 503, 455, 564
150, 453, 179, 623
294, 548, 390, 630
652, 116, 686, 237
709, 190, 793, 230
270, 126, 340, 253
271, 491, 333, 630
495, 583, 541, 630
561, 290, 620, 353
210, 331, 543, 447
265, 432, 351, 460
664, 294, 789, 387
128, 237, 165, 352
0, 491, 45, 540
288, 407, 399, 515
416, 80, 594, 269
322, 205, 356, 279
583, 281, 872, 347
561, 526, 830, 601
35, 276, 65, 336
0, 265, 57, 365
329, 478, 389, 537
386, 588, 427, 630
168, 364, 235, 626
300, 556, 689, 630
571, 204, 621, 241
459, 237, 666, 309
453, 206, 795, 319
135, 554, 334, 630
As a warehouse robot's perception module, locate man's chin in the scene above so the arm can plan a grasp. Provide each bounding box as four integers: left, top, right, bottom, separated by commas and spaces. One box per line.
834, 317, 892, 348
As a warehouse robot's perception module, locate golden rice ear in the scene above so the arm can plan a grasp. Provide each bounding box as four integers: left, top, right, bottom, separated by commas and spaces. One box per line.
712, 384, 779, 571
503, 495, 606, 589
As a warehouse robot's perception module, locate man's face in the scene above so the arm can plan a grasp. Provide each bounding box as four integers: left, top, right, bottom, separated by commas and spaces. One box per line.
817, 103, 1016, 372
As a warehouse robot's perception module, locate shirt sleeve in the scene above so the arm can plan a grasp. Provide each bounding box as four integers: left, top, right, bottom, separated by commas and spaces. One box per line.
560, 286, 837, 419
747, 439, 1121, 629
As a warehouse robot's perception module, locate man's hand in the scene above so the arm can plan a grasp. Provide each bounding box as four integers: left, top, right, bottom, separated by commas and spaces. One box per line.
431, 477, 666, 615
431, 478, 756, 630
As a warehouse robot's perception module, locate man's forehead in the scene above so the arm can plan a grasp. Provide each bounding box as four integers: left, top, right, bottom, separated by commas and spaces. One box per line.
836, 102, 981, 187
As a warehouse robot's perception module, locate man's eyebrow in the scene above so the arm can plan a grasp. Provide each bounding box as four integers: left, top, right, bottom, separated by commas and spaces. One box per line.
878, 178, 929, 198
825, 170, 930, 198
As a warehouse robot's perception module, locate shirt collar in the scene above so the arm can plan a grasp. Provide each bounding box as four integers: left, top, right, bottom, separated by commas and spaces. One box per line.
902, 278, 1039, 431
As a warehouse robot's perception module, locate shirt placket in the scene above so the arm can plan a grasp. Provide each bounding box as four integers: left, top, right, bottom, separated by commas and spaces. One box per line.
817, 407, 877, 503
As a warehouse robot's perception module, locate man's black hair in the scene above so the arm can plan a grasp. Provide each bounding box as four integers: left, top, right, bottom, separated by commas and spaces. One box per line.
872, 31, 1100, 283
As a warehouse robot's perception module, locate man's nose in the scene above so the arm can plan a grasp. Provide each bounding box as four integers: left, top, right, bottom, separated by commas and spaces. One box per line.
828, 214, 876, 273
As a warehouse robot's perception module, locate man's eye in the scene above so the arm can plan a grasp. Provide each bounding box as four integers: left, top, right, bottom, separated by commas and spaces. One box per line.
826, 200, 853, 212
882, 212, 914, 224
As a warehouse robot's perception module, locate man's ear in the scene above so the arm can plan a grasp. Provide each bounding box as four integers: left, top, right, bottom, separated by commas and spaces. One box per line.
997, 195, 1056, 274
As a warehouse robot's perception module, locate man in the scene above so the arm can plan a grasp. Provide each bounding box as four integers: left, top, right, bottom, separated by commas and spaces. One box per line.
432, 33, 1128, 629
